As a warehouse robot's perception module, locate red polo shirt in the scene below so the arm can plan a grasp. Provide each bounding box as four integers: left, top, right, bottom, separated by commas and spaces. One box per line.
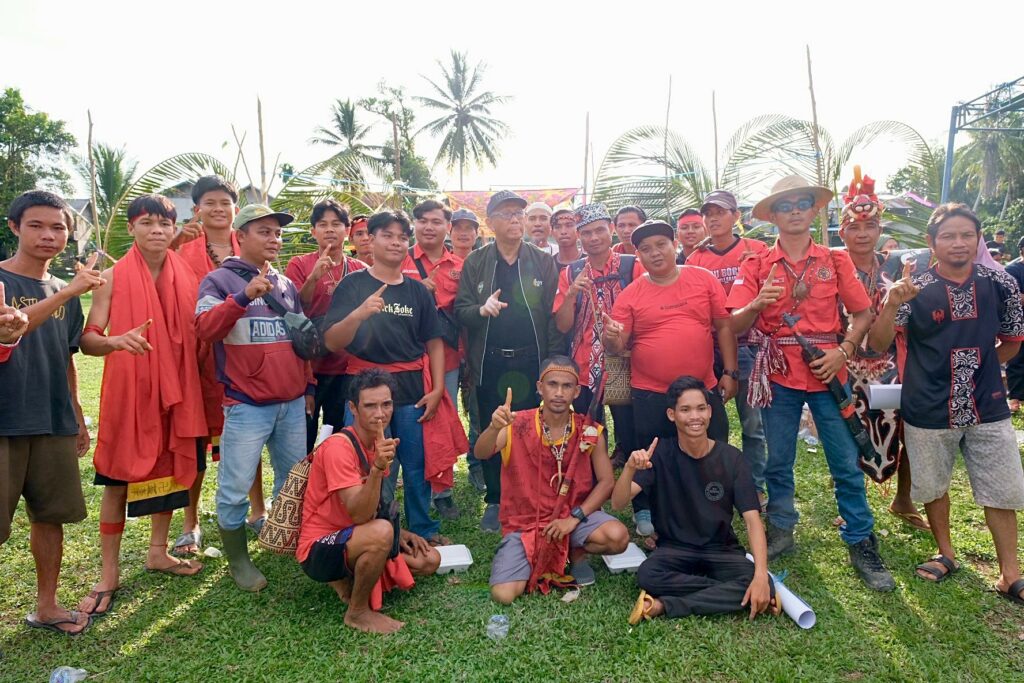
552, 255, 645, 378
726, 240, 871, 392
610, 267, 728, 392
401, 244, 463, 372
286, 252, 367, 376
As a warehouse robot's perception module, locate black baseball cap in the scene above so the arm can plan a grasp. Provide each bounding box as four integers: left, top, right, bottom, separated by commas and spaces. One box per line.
630, 219, 675, 248
486, 190, 527, 216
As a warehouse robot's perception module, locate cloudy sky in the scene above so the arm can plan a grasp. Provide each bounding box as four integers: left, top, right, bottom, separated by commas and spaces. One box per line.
4, 0, 1022, 200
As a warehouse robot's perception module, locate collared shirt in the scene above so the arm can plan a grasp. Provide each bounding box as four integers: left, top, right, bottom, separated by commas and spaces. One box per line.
726, 240, 871, 392
401, 244, 464, 372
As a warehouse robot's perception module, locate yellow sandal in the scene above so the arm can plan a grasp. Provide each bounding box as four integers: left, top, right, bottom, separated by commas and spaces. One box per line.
628, 590, 656, 625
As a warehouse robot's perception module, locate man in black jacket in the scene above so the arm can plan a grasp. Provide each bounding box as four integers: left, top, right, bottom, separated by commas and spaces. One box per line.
455, 190, 562, 532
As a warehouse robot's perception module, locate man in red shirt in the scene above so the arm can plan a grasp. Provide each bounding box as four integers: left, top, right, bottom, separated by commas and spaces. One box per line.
400, 199, 464, 520
686, 190, 769, 504
611, 206, 646, 255
349, 215, 374, 265
552, 203, 642, 456
675, 209, 706, 265
728, 175, 894, 591
298, 369, 440, 633
286, 199, 367, 451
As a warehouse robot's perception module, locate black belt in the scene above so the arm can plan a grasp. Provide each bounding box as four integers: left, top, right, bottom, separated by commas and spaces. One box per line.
486, 345, 537, 359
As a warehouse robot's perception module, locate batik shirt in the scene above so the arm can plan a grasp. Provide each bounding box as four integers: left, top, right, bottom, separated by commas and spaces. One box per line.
894, 264, 1024, 428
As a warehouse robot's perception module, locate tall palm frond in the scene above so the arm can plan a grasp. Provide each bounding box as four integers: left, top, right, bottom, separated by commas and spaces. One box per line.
101, 153, 234, 258
722, 114, 835, 198
835, 121, 940, 200
415, 50, 509, 189
74, 144, 138, 226
593, 125, 713, 218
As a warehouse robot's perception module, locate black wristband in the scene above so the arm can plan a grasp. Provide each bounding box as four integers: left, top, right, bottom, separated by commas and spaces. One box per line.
570, 506, 588, 523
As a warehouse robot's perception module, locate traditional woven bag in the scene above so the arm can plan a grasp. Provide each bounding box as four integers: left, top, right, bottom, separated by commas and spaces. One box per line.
258, 455, 313, 554
603, 351, 632, 406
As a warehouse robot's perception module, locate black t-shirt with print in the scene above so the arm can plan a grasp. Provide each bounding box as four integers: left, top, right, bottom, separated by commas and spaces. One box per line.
0, 267, 84, 436
895, 264, 1024, 428
323, 270, 441, 405
488, 257, 536, 350
634, 437, 759, 551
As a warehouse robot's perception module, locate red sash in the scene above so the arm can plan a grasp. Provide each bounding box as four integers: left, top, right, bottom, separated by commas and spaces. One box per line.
345, 355, 468, 493
94, 246, 207, 487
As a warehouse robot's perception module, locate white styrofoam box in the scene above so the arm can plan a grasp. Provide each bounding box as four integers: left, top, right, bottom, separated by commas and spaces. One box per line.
436, 544, 474, 574
601, 542, 647, 574
867, 384, 902, 410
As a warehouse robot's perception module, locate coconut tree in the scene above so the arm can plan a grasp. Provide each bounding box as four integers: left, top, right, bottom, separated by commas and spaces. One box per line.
416, 50, 509, 189
74, 143, 138, 226
951, 114, 1024, 210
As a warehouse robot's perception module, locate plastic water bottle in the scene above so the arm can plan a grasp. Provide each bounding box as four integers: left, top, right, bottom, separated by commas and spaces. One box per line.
49, 667, 88, 683
486, 614, 509, 641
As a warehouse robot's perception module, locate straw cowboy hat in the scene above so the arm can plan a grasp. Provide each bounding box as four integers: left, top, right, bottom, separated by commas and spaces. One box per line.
752, 175, 833, 222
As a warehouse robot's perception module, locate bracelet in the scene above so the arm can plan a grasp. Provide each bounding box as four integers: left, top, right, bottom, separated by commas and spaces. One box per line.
838, 346, 850, 361
0, 336, 21, 348
83, 324, 107, 337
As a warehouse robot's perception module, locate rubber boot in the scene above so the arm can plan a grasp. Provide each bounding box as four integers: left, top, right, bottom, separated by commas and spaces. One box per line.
219, 525, 267, 592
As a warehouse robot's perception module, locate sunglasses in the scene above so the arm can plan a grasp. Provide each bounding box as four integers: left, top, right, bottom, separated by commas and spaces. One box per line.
772, 196, 816, 213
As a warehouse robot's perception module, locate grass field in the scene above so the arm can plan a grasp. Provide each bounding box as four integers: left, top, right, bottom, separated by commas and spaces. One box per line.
2, 301, 1023, 681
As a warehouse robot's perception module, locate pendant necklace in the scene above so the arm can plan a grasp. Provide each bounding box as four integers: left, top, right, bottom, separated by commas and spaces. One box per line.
540, 410, 572, 491
780, 257, 815, 302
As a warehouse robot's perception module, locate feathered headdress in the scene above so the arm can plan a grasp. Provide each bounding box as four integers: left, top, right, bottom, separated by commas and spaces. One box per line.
841, 165, 883, 227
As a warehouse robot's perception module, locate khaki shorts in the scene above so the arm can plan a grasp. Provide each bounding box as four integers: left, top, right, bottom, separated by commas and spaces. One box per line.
0, 435, 87, 544
903, 419, 1024, 510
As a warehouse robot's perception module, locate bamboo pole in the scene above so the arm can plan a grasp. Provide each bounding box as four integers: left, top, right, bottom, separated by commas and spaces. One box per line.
712, 90, 720, 188
582, 112, 590, 203
257, 97, 268, 203
231, 125, 256, 195
806, 45, 829, 244
664, 75, 672, 220
87, 110, 100, 254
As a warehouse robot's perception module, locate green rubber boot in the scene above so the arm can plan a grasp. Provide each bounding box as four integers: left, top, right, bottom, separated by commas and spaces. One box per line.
219, 525, 267, 592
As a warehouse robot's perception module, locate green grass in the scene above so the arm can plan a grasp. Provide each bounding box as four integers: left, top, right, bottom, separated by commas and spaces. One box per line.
2, 305, 1023, 681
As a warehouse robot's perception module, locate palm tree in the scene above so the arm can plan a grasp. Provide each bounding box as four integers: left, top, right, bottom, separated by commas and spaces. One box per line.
74, 143, 138, 226
310, 99, 377, 154
951, 114, 1024, 210
416, 50, 509, 189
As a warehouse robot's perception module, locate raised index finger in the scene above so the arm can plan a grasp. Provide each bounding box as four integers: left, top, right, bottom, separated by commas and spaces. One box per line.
902, 261, 912, 279
504, 387, 512, 409
374, 283, 388, 298
85, 252, 99, 270
378, 422, 386, 442
764, 262, 778, 283
646, 437, 659, 456
0, 281, 5, 305
260, 261, 270, 277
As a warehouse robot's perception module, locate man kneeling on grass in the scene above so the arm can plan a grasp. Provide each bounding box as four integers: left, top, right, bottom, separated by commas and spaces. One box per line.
612, 376, 779, 624
475, 355, 629, 604
297, 369, 440, 634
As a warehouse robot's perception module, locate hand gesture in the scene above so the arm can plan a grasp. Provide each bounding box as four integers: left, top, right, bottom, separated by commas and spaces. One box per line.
489, 387, 515, 430
0, 282, 29, 344
399, 529, 432, 557
741, 573, 773, 621
883, 262, 919, 309
751, 263, 783, 312
627, 438, 658, 471
373, 422, 398, 471
568, 269, 592, 296
244, 262, 274, 300
110, 319, 153, 355
173, 217, 203, 248
357, 284, 388, 320
542, 516, 579, 542
421, 267, 437, 294
67, 253, 106, 297
311, 249, 337, 281
601, 312, 625, 346
479, 289, 508, 317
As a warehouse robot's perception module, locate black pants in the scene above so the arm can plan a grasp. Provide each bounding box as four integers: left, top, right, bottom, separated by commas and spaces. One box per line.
637, 546, 768, 618
477, 350, 540, 505
573, 387, 637, 456
306, 374, 350, 453
631, 388, 728, 514
1007, 346, 1024, 400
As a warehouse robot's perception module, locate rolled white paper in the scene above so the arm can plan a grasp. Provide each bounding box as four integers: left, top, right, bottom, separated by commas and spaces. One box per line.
314, 424, 334, 448
866, 384, 902, 410
746, 554, 816, 629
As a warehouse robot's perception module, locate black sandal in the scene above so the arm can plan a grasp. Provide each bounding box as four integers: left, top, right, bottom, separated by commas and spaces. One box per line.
996, 577, 1024, 606
915, 554, 959, 583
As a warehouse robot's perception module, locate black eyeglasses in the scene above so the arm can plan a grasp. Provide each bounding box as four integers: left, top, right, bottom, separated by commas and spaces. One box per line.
772, 197, 816, 213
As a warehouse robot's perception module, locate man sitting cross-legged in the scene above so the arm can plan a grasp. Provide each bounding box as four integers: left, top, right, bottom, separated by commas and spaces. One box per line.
612, 376, 778, 624
475, 355, 629, 604
297, 369, 440, 634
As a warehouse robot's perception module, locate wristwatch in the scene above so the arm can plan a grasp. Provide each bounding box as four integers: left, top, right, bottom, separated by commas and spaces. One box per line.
722, 368, 740, 381
570, 506, 588, 523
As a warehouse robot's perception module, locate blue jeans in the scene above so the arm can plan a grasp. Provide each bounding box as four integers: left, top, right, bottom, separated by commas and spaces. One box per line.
217, 398, 307, 530
760, 382, 874, 545
344, 402, 439, 539
736, 345, 767, 494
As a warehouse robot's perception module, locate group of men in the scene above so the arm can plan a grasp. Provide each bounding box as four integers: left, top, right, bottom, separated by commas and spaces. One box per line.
2, 169, 1023, 636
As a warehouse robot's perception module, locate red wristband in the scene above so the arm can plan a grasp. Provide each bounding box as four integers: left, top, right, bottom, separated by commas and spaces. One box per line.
83, 324, 107, 337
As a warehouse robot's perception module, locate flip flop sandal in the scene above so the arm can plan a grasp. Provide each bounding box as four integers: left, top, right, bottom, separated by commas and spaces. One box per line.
171, 529, 202, 556
915, 554, 959, 583
889, 507, 931, 532
146, 559, 203, 577
628, 590, 655, 626
996, 577, 1024, 606
82, 588, 119, 618
25, 611, 91, 636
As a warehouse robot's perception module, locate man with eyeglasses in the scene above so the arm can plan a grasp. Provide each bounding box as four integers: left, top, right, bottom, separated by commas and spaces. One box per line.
727, 175, 894, 592
455, 190, 562, 532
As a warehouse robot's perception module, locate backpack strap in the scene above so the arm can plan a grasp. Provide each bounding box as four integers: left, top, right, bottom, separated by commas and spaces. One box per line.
617, 254, 637, 288
223, 263, 289, 318
339, 427, 371, 476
